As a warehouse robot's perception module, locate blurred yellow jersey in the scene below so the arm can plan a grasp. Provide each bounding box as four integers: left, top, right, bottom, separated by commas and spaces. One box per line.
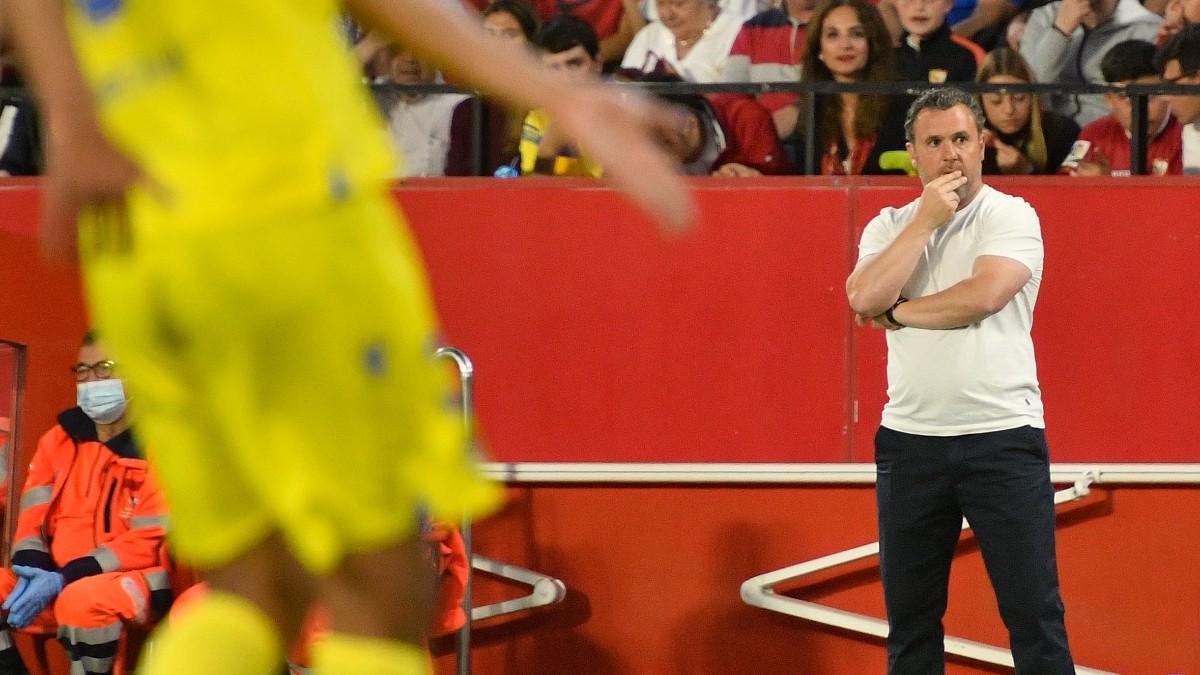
519, 109, 603, 177
65, 0, 395, 228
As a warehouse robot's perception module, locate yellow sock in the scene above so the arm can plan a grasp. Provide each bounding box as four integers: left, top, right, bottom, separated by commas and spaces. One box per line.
137, 590, 284, 675
312, 633, 431, 675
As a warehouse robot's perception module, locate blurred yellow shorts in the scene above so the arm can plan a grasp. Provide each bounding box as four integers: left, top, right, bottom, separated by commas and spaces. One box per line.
81, 190, 499, 574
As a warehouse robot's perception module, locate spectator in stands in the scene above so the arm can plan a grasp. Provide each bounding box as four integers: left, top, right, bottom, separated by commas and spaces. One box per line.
1156, 24, 1200, 173
1021, 0, 1161, 126
1156, 0, 1200, 46
977, 47, 1080, 173
0, 95, 40, 177
0, 59, 41, 177
482, 0, 542, 47
645, 73, 792, 174
641, 0, 767, 25
0, 332, 173, 675
801, 0, 909, 174
521, 16, 606, 176
895, 0, 986, 82
371, 43, 469, 178
622, 0, 745, 81
723, 0, 816, 140
466, 0, 647, 67
879, 0, 1019, 52
447, 0, 541, 175
1065, 40, 1181, 175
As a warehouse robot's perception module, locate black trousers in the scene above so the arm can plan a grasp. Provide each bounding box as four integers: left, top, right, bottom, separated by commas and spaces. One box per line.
875, 425, 1074, 675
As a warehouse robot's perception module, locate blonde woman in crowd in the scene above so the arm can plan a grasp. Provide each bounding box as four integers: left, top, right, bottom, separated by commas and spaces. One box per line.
976, 47, 1080, 174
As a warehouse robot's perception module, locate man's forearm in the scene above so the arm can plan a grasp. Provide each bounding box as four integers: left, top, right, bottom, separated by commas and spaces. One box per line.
846, 224, 934, 317
889, 276, 1010, 329
1019, 15, 1072, 84
600, 1, 645, 64
344, 0, 573, 115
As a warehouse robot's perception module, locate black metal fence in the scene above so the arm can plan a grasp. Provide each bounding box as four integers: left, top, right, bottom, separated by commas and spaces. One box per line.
4, 80, 1198, 177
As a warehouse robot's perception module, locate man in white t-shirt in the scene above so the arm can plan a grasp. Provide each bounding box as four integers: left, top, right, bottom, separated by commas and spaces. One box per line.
845, 88, 1074, 675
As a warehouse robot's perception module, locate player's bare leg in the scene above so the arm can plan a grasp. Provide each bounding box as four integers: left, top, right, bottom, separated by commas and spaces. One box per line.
311, 535, 436, 674
138, 531, 314, 675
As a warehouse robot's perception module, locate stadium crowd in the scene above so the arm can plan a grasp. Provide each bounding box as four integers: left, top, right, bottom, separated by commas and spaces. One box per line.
2, 0, 1198, 177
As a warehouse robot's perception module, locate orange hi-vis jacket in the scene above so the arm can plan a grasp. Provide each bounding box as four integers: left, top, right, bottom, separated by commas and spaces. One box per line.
11, 408, 173, 617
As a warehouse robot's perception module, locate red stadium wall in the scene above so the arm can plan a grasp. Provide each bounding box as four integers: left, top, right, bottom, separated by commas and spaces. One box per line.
1, 178, 1197, 674
402, 177, 1200, 465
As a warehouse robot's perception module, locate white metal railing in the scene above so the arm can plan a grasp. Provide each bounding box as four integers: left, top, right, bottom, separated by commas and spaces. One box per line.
738, 473, 1117, 674
470, 555, 567, 622
480, 462, 1200, 484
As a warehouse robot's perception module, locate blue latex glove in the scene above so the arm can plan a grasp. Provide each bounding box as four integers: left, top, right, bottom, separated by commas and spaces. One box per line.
1, 575, 31, 615
5, 566, 63, 628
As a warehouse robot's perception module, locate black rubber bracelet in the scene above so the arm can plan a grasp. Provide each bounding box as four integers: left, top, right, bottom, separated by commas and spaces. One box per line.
885, 297, 908, 327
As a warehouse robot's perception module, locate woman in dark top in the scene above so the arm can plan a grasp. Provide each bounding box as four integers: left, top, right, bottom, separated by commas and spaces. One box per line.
800, 0, 908, 175
977, 47, 1080, 175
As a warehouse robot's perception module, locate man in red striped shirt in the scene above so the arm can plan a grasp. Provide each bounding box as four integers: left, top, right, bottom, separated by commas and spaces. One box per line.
722, 0, 816, 139
1065, 39, 1183, 175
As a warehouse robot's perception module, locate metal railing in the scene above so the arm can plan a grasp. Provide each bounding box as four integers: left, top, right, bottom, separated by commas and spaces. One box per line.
5, 80, 1198, 178
739, 473, 1114, 673
362, 79, 1200, 176
435, 347, 569, 675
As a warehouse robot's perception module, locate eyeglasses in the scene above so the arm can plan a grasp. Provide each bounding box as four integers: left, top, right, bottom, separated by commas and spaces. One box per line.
72, 360, 117, 381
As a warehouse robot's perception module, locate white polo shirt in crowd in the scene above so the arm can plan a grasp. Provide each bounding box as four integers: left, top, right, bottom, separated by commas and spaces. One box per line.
857, 184, 1046, 436
621, 10, 744, 82
381, 92, 469, 178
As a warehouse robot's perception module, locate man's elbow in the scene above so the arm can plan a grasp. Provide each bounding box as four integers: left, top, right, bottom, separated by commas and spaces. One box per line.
846, 288, 891, 318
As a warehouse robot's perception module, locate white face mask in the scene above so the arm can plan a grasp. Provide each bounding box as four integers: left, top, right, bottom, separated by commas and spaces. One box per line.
77, 379, 128, 425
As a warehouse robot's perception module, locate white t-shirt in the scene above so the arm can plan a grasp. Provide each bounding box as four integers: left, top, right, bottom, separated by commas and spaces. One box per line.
621, 10, 743, 82
857, 185, 1046, 436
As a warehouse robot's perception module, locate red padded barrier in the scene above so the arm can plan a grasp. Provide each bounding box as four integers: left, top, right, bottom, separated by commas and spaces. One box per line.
3, 177, 1199, 466
401, 178, 854, 462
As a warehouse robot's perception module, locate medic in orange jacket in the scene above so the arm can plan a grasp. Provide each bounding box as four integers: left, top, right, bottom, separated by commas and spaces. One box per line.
0, 406, 173, 675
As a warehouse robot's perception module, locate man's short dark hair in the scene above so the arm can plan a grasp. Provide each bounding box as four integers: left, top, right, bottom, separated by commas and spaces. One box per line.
82, 330, 97, 346
1155, 24, 1200, 77
536, 14, 599, 60
1101, 40, 1158, 84
903, 87, 986, 143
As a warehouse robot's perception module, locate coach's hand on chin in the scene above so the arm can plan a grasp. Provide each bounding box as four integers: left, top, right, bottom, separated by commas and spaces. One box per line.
912, 170, 968, 231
